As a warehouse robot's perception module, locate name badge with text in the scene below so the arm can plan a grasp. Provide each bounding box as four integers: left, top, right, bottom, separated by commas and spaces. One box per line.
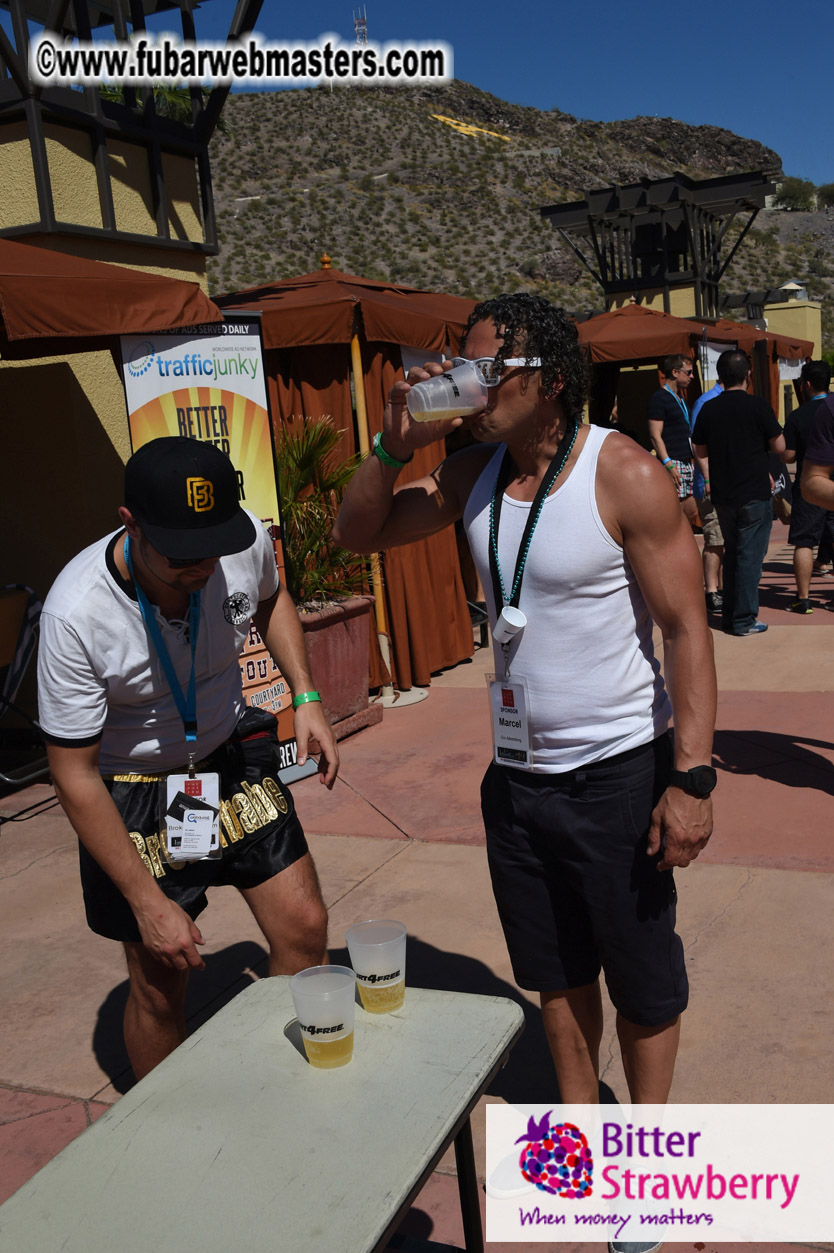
163, 773, 221, 860
486, 673, 533, 770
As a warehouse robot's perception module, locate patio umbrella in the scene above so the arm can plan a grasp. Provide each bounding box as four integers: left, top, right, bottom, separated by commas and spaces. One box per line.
0, 238, 221, 355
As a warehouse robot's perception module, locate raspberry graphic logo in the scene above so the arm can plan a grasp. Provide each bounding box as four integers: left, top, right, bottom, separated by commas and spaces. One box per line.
515, 1112, 593, 1198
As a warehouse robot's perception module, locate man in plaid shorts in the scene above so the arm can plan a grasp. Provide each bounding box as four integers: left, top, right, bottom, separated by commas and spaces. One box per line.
648, 355, 698, 529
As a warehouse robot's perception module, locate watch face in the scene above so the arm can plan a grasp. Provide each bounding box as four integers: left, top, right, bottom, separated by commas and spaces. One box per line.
691, 766, 717, 796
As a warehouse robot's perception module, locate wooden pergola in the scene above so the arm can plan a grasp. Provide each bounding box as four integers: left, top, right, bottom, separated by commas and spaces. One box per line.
541, 171, 775, 319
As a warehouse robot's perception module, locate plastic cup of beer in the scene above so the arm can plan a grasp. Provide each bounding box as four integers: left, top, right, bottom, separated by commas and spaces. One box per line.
405, 361, 488, 423
345, 919, 407, 1014
289, 965, 356, 1069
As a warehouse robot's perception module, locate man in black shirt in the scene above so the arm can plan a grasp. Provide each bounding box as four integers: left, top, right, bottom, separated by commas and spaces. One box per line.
648, 355, 698, 527
781, 360, 833, 613
693, 350, 785, 636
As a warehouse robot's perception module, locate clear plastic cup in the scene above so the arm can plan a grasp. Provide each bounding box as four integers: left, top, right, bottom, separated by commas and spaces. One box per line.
345, 919, 407, 1014
405, 362, 488, 423
289, 965, 356, 1068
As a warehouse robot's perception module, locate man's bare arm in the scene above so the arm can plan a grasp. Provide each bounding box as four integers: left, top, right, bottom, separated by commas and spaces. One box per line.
47, 741, 205, 969
252, 585, 339, 787
599, 441, 716, 871
333, 369, 490, 553
648, 418, 682, 490
802, 460, 834, 509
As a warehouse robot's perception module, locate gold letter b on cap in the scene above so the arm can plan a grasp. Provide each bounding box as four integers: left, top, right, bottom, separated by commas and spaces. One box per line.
187, 477, 214, 512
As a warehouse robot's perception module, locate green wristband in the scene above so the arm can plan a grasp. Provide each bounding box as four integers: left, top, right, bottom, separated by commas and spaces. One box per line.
291, 690, 321, 710
372, 431, 413, 469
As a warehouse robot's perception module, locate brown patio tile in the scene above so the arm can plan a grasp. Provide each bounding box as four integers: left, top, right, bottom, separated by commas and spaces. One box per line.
292, 687, 491, 846
0, 1097, 110, 1205
0, 1088, 73, 1123
292, 774, 410, 841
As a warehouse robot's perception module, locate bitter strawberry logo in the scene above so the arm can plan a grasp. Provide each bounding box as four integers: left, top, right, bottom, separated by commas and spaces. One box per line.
515, 1112, 593, 1198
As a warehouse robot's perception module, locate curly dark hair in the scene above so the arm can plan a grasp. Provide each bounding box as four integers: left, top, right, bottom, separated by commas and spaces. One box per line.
461, 293, 589, 423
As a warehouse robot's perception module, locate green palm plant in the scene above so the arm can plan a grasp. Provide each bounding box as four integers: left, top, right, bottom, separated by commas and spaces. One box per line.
274, 418, 369, 607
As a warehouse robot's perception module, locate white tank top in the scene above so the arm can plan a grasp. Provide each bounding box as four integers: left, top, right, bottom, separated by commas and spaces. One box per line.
464, 424, 670, 772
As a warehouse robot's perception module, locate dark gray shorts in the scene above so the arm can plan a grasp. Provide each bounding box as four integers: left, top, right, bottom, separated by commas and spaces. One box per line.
481, 733, 688, 1027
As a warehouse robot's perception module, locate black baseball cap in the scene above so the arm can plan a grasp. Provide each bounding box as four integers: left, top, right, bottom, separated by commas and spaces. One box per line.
124, 437, 256, 559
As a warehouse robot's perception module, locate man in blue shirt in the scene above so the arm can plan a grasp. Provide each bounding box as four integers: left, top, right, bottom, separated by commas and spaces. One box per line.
691, 381, 725, 615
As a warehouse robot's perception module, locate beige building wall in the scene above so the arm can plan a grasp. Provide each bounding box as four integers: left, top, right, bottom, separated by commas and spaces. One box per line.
0, 121, 211, 602
764, 300, 822, 357
610, 286, 698, 317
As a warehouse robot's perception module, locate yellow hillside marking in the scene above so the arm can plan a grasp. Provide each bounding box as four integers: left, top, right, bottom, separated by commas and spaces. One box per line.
430, 114, 512, 142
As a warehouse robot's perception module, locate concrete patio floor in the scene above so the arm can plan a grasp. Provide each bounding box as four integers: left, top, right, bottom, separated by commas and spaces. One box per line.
1, 531, 832, 1252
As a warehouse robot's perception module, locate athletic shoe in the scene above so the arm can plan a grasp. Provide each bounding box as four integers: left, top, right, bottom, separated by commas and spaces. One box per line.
733, 621, 768, 635
813, 561, 833, 574
705, 591, 723, 613
789, 598, 813, 614
484, 1150, 536, 1199
609, 1241, 664, 1253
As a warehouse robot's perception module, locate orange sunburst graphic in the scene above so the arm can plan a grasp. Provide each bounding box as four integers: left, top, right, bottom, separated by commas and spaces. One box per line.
128, 386, 280, 527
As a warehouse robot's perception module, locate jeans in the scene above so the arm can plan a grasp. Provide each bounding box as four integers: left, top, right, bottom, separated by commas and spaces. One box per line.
715, 498, 773, 633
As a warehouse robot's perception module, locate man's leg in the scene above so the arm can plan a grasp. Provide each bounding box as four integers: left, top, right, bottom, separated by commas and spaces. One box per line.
703, 546, 723, 594
732, 499, 773, 632
793, 544, 814, 600
240, 852, 328, 975
681, 494, 699, 529
540, 981, 604, 1102
123, 941, 190, 1080
716, 505, 739, 632
617, 1013, 681, 1103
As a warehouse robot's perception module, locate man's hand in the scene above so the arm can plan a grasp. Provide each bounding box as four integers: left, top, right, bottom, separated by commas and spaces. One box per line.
135, 895, 206, 971
647, 788, 713, 871
666, 462, 682, 491
382, 363, 464, 462
294, 700, 340, 787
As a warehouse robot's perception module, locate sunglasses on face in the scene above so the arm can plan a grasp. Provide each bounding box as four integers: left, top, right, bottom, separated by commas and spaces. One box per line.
451, 355, 542, 388
165, 554, 209, 569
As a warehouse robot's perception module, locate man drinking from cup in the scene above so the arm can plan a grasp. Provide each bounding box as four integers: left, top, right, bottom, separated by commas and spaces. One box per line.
334, 295, 715, 1250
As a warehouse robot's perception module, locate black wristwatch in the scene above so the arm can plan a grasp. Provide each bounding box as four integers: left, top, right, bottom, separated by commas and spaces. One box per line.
669, 766, 717, 797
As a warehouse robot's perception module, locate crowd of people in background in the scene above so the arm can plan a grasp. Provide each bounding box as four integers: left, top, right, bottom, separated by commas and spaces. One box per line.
638, 352, 832, 633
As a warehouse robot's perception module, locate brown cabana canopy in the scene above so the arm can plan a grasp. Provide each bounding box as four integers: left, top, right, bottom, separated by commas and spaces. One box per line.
217, 268, 478, 691
577, 303, 813, 414
0, 238, 221, 355
220, 267, 475, 353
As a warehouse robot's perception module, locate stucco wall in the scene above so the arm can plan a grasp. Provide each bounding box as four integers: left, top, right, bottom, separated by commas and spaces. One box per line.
0, 121, 210, 602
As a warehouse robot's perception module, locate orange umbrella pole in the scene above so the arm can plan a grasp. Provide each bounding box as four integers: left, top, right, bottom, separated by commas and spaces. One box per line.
349, 334, 394, 693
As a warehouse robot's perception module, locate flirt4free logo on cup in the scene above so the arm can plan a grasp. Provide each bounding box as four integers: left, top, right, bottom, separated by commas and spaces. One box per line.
486, 1104, 833, 1244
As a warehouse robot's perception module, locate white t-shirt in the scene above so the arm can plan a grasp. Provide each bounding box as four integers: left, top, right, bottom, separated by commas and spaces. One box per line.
38, 512, 279, 773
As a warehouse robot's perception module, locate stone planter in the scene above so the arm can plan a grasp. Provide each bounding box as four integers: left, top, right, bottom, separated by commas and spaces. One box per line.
299, 595, 382, 742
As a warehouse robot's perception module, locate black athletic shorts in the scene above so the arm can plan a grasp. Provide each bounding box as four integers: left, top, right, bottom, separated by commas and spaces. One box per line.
788, 490, 834, 550
81, 707, 309, 942
481, 732, 688, 1027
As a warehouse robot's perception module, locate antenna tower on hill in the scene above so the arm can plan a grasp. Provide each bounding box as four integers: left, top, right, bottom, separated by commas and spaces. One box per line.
354, 6, 368, 45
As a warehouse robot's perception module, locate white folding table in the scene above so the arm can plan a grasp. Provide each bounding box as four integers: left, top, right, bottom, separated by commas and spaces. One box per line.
0, 980, 524, 1253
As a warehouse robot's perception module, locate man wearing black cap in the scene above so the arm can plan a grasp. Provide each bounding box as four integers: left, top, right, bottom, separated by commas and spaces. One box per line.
38, 437, 338, 1079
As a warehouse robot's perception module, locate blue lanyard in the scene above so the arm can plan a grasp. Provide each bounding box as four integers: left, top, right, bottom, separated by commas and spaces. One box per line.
665, 384, 689, 422
123, 537, 201, 755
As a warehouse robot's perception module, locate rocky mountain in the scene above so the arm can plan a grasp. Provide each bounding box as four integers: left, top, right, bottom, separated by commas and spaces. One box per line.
206, 80, 833, 352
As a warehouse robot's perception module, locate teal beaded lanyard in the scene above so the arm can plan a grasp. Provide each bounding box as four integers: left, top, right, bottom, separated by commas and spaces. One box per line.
488, 420, 579, 626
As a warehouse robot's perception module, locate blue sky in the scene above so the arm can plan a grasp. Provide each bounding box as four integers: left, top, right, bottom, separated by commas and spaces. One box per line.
184, 0, 829, 185
7, 0, 831, 184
